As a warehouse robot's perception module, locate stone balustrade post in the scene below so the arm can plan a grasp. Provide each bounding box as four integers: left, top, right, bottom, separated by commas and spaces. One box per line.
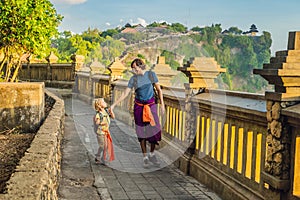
108, 58, 127, 105
89, 60, 106, 75
71, 54, 85, 93
46, 52, 58, 81
108, 57, 127, 80
178, 57, 226, 154
71, 54, 85, 72
151, 56, 179, 87
254, 31, 300, 198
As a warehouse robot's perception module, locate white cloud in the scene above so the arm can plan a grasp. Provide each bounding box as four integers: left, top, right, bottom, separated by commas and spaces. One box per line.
128, 18, 148, 27
51, 0, 87, 5
158, 20, 169, 24
136, 18, 148, 27
106, 22, 111, 26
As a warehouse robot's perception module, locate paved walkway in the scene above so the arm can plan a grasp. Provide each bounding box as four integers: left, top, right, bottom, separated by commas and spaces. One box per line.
56, 92, 222, 200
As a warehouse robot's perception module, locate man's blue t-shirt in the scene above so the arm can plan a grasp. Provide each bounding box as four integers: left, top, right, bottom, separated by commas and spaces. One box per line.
128, 71, 158, 101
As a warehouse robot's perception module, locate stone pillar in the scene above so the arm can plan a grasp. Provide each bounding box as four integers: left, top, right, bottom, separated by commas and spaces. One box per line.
46, 52, 58, 64
71, 54, 84, 93
152, 56, 179, 87
108, 57, 126, 80
108, 58, 127, 105
70, 54, 85, 72
254, 31, 300, 194
89, 60, 106, 75
46, 52, 58, 80
178, 57, 226, 147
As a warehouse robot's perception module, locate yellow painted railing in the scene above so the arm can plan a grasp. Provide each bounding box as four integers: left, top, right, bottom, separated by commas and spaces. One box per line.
293, 135, 300, 197
74, 73, 300, 200
164, 105, 186, 141
194, 115, 265, 184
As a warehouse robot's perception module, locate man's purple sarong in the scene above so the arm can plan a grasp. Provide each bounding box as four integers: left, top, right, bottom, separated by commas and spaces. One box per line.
134, 97, 161, 144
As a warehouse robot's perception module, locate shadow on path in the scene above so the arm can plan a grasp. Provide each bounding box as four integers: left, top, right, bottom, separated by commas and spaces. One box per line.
58, 94, 222, 200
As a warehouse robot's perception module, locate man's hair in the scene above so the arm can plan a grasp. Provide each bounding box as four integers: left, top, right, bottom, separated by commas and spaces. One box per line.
131, 58, 146, 70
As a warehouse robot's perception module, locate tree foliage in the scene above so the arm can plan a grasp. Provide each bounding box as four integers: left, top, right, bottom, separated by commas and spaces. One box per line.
50, 22, 271, 93
228, 27, 243, 35
0, 0, 62, 82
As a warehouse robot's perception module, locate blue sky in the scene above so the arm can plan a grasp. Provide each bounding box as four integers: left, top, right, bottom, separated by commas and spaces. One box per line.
50, 0, 300, 55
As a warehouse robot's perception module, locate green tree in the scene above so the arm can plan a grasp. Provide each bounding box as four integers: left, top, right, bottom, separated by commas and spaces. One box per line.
169, 23, 187, 33
82, 28, 104, 44
191, 26, 202, 32
200, 24, 222, 45
0, 0, 62, 82
101, 36, 125, 66
100, 28, 119, 38
147, 22, 161, 28
52, 31, 74, 62
228, 27, 243, 35
160, 50, 180, 70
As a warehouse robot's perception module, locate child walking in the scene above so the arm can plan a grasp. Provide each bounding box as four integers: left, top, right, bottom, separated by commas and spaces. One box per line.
93, 98, 115, 164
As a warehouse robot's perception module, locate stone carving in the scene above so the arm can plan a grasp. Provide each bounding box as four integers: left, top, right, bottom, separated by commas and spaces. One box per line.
151, 56, 179, 87
254, 32, 300, 188
178, 57, 226, 89
108, 57, 126, 80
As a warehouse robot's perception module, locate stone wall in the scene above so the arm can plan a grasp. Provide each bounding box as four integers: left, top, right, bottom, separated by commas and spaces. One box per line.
0, 82, 45, 133
0, 89, 65, 200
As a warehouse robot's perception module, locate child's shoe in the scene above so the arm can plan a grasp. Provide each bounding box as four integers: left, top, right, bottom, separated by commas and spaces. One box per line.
95, 157, 101, 164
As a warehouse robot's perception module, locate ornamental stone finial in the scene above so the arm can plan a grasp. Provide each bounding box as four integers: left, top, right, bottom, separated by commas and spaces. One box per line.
178, 57, 226, 89
254, 31, 300, 101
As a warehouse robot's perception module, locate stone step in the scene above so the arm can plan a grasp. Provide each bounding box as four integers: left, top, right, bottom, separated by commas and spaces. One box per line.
275, 50, 300, 57
270, 55, 300, 63
263, 62, 300, 70
275, 85, 300, 93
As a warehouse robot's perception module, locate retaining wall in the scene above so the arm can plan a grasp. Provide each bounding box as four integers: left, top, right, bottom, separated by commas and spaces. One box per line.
0, 89, 65, 200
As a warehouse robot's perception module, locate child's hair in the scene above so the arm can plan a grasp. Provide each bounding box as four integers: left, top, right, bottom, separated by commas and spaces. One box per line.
93, 98, 104, 111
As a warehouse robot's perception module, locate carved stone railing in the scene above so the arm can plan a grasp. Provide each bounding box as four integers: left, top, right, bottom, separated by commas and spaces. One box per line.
18, 53, 81, 89
254, 31, 300, 200
73, 46, 300, 199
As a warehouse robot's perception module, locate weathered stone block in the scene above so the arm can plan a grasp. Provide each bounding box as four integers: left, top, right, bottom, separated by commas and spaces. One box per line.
274, 152, 283, 163
0, 82, 45, 133
271, 102, 281, 120
272, 138, 284, 153
270, 120, 282, 138
266, 111, 272, 122
266, 101, 273, 111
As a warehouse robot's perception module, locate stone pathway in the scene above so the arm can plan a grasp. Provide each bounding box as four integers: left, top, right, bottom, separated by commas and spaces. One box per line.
58, 94, 222, 200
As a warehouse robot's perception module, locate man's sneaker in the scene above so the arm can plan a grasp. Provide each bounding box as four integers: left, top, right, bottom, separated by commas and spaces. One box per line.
149, 154, 160, 167
143, 156, 150, 168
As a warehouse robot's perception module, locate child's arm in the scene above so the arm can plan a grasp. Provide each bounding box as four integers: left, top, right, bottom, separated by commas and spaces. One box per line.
108, 107, 115, 119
